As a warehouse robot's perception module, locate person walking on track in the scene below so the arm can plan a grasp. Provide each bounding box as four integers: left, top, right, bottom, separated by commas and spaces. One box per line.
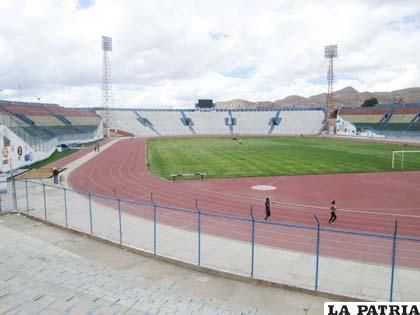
328, 200, 337, 224
264, 197, 271, 220
52, 168, 59, 184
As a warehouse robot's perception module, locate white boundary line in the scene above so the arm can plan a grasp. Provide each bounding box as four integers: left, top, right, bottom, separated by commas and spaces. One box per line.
267, 176, 287, 186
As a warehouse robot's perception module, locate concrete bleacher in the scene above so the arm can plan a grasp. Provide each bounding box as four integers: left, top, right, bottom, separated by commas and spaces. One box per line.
1, 103, 53, 116
339, 105, 420, 138
26, 115, 65, 126
271, 110, 325, 134
100, 108, 326, 137
1, 101, 100, 128
188, 111, 231, 134
110, 110, 158, 136
408, 122, 420, 131
47, 107, 100, 126
388, 114, 413, 123
144, 111, 192, 136
0, 100, 102, 151
66, 116, 101, 126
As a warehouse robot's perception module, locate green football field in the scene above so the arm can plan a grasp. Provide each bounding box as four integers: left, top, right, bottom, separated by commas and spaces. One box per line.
146, 136, 420, 179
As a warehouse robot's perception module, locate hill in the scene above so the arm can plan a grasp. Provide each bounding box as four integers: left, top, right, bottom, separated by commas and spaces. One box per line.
215, 86, 420, 109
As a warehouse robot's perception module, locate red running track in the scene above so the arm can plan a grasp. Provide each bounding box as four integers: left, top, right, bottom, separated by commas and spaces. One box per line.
68, 138, 420, 268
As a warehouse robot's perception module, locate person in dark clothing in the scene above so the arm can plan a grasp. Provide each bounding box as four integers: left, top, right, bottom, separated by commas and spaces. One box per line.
52, 168, 59, 184
328, 200, 337, 224
264, 197, 271, 220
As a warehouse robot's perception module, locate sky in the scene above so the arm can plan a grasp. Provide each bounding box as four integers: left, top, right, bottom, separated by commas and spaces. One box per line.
0, 0, 420, 108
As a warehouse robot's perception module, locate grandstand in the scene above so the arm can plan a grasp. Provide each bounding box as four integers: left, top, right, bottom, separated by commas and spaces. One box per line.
100, 108, 326, 137
0, 101, 322, 176
0, 100, 102, 143
0, 100, 102, 171
338, 104, 420, 138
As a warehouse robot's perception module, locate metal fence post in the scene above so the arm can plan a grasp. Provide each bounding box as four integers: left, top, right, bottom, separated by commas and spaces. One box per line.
251, 206, 255, 278
88, 192, 93, 234
196, 199, 201, 266
153, 203, 157, 255
118, 198, 122, 245
390, 220, 398, 302
12, 177, 17, 210
314, 215, 321, 291
43, 183, 47, 220
63, 188, 68, 228
25, 180, 29, 213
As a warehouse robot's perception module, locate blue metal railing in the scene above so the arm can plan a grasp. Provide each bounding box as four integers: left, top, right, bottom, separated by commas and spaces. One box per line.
5, 178, 420, 301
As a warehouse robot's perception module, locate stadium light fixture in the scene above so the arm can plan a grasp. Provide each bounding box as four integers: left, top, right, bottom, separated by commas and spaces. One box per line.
102, 36, 112, 52
324, 45, 338, 58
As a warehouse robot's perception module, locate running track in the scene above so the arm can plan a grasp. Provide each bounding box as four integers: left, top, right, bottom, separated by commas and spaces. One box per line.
68, 138, 420, 268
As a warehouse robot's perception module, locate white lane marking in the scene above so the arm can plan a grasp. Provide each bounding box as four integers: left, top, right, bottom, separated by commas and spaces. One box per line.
200, 188, 420, 218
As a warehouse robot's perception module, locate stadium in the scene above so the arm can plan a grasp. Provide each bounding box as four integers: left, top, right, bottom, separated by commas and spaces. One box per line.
2, 2, 420, 313
1, 92, 420, 304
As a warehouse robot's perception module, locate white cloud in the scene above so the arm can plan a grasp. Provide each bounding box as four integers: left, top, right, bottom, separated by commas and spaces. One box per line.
0, 0, 420, 107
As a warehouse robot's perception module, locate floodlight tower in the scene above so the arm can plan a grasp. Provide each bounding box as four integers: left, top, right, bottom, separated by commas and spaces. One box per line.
324, 44, 338, 134
102, 35, 113, 137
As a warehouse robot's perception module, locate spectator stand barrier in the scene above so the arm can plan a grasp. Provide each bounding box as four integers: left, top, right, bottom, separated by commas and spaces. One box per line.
4, 178, 420, 301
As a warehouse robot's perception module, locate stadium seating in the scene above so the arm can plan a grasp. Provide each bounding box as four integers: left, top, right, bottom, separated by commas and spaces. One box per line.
109, 110, 159, 136
0, 101, 102, 150
100, 108, 326, 137
0, 99, 332, 149
143, 111, 192, 136
188, 111, 231, 134
339, 105, 420, 138
47, 106, 100, 126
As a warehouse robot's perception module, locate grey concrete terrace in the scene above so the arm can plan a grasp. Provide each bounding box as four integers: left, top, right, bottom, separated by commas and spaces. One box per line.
0, 213, 338, 314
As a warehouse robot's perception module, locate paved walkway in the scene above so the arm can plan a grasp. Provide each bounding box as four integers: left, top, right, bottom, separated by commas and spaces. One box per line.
59, 138, 119, 182
0, 214, 335, 314
49, 139, 113, 170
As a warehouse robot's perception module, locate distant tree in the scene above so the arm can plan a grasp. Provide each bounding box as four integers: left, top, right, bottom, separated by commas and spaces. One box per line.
361, 97, 378, 107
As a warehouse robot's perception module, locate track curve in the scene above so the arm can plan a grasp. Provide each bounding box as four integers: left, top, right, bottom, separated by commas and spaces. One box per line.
67, 138, 420, 267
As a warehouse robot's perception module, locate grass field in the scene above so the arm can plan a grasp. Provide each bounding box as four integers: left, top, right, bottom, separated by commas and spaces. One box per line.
147, 136, 420, 179
28, 149, 78, 170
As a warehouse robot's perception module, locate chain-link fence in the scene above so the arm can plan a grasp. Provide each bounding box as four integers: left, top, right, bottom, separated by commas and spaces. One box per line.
3, 178, 420, 301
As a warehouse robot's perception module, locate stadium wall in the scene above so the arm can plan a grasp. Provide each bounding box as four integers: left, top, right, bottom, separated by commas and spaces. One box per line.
97, 108, 326, 136
0, 125, 55, 173
336, 114, 357, 136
